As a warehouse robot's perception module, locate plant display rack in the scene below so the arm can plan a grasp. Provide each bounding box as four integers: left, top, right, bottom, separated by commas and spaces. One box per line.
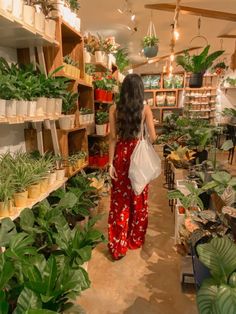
0, 178, 68, 221
183, 87, 217, 121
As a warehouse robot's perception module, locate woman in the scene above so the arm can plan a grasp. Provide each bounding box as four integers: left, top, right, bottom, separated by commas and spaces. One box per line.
108, 73, 157, 260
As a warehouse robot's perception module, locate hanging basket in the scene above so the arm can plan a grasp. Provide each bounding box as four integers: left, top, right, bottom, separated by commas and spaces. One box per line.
143, 45, 158, 58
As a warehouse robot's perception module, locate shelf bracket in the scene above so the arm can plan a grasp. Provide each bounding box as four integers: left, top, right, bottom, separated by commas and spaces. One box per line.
49, 119, 61, 156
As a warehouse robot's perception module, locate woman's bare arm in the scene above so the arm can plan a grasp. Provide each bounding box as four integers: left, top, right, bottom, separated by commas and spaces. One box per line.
145, 105, 157, 143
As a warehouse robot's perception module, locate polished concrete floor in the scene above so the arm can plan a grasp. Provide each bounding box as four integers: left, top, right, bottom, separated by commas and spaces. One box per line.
79, 170, 198, 314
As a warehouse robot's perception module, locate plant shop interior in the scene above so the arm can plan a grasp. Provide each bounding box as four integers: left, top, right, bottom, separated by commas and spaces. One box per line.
0, 0, 236, 313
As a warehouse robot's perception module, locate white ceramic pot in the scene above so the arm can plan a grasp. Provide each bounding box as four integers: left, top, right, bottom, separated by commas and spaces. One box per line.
0, 0, 13, 12
23, 4, 35, 27
56, 168, 65, 181
95, 51, 105, 63
27, 100, 37, 117
0, 99, 6, 117
63, 6, 71, 22
55, 98, 62, 116
46, 98, 56, 116
36, 97, 46, 116
75, 17, 81, 31
89, 113, 95, 123
96, 123, 107, 136
48, 172, 57, 185
84, 50, 91, 63
35, 11, 45, 33
70, 11, 76, 27
6, 100, 16, 117
16, 100, 27, 117
59, 115, 74, 130
12, 0, 23, 19
45, 19, 56, 39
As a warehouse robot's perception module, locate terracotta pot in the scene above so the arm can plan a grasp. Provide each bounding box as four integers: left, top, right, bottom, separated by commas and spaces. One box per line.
40, 178, 49, 193
0, 201, 10, 217
14, 190, 28, 207
28, 184, 41, 199
48, 172, 57, 186
56, 168, 65, 181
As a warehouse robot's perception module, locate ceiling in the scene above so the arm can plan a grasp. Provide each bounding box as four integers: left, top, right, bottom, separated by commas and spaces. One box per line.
79, 0, 236, 69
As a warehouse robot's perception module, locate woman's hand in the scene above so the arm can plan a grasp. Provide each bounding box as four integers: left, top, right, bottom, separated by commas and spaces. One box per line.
109, 164, 118, 180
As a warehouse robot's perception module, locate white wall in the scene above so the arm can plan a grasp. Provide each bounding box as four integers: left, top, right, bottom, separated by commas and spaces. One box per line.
0, 46, 26, 153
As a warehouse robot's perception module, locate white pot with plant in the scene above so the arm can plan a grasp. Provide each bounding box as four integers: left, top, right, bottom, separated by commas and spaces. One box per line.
54, 155, 65, 181
16, 100, 26, 117
6, 100, 17, 117
59, 91, 77, 129
45, 18, 56, 39
0, 99, 6, 118
27, 100, 37, 117
48, 171, 57, 185
0, 178, 14, 217
0, 0, 13, 12
75, 17, 80, 31
36, 97, 46, 116
35, 10, 45, 33
12, 0, 23, 20
46, 98, 56, 116
95, 111, 109, 136
95, 50, 105, 63
55, 98, 62, 116
23, 2, 35, 27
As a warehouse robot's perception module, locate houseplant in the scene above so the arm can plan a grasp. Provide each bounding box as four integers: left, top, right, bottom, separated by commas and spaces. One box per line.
93, 75, 107, 101
114, 47, 129, 74
176, 45, 224, 88
59, 91, 78, 129
197, 236, 236, 314
141, 35, 159, 58
95, 111, 109, 136
222, 108, 236, 124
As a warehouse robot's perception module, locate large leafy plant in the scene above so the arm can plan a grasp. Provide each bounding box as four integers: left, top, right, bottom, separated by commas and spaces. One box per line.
197, 236, 236, 314
176, 45, 224, 74
114, 48, 129, 73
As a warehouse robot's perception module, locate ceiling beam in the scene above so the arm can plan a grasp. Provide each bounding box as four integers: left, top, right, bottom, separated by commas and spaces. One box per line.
218, 34, 236, 38
144, 4, 236, 22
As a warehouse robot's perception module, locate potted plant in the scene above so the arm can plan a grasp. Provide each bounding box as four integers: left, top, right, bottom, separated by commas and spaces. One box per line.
54, 154, 65, 180
141, 35, 159, 58
35, 0, 57, 39
0, 177, 14, 217
114, 47, 129, 74
59, 91, 78, 129
167, 145, 196, 169
197, 236, 236, 313
95, 111, 109, 136
176, 45, 224, 88
23, 0, 35, 27
93, 75, 107, 101
222, 108, 236, 124
85, 63, 95, 84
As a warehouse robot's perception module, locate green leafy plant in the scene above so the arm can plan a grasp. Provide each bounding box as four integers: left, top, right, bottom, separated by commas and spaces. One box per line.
197, 236, 236, 314
114, 48, 129, 73
222, 108, 236, 118
62, 91, 78, 114
95, 111, 109, 125
141, 35, 159, 48
33, 0, 57, 18
85, 63, 95, 76
63, 55, 79, 67
176, 45, 224, 74
66, 0, 80, 13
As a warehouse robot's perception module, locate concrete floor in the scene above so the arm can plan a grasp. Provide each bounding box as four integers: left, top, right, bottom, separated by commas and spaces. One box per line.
79, 172, 198, 314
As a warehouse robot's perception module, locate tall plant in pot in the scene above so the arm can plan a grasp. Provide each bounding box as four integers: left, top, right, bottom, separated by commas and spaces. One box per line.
59, 91, 78, 129
95, 111, 109, 136
141, 35, 159, 58
176, 45, 224, 88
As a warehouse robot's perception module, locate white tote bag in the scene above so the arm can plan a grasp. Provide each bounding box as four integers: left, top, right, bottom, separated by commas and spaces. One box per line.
128, 123, 161, 195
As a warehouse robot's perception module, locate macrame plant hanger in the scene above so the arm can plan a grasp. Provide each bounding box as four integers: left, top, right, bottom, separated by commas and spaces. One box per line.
143, 11, 158, 58
189, 17, 208, 49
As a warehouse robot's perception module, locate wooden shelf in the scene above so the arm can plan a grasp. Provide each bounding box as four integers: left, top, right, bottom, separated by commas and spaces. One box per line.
87, 62, 110, 72
1, 178, 68, 221
94, 100, 113, 104
184, 87, 217, 91
60, 18, 82, 41
55, 70, 93, 88
0, 10, 59, 48
0, 115, 62, 125
151, 106, 178, 109
187, 109, 211, 112
145, 88, 180, 93
67, 162, 88, 178
58, 126, 86, 134
89, 133, 110, 138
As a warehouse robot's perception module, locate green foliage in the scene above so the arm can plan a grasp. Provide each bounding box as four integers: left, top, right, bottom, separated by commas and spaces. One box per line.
197, 237, 236, 314
63, 55, 79, 67
67, 0, 80, 12
141, 35, 159, 48
222, 108, 236, 118
114, 48, 130, 73
62, 91, 78, 114
85, 63, 95, 75
176, 45, 224, 74
95, 111, 109, 125
202, 171, 236, 195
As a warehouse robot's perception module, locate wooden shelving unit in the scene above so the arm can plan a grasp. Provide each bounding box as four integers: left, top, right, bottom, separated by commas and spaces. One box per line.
0, 178, 68, 221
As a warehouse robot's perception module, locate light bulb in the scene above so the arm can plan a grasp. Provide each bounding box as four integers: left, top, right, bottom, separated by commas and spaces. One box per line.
169, 65, 173, 73
117, 8, 123, 14
131, 14, 136, 21
173, 29, 180, 40
126, 25, 132, 31
170, 53, 175, 62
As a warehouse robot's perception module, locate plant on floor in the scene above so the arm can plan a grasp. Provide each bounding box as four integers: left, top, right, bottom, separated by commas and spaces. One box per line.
114, 48, 129, 73
197, 236, 236, 314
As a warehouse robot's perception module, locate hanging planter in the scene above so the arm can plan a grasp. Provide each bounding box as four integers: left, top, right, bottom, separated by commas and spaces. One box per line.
142, 16, 159, 59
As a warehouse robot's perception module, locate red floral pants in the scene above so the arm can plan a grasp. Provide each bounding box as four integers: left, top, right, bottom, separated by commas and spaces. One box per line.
108, 139, 148, 260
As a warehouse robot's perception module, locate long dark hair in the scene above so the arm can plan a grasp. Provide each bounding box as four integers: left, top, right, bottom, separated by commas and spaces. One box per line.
116, 74, 144, 139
